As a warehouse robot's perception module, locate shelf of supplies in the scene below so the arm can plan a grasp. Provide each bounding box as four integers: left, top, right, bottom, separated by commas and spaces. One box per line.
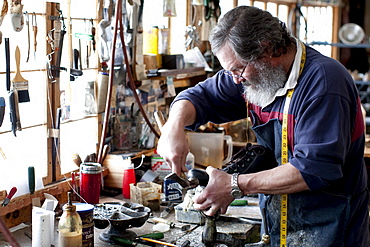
308, 41, 370, 48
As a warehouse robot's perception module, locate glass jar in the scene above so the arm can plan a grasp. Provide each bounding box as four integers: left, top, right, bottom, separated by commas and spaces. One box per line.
59, 192, 83, 247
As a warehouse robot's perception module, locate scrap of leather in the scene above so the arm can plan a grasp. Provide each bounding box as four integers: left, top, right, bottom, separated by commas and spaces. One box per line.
0, 0, 8, 26
10, 1, 23, 32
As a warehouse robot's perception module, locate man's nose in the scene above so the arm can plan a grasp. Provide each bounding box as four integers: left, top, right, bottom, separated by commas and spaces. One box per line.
233, 76, 245, 84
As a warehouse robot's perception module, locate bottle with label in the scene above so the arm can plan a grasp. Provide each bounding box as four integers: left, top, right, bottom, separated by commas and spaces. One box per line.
123, 163, 136, 199
151, 149, 171, 179
59, 192, 82, 247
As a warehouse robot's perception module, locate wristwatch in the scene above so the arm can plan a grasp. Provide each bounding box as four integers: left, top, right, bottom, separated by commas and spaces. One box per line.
230, 173, 243, 199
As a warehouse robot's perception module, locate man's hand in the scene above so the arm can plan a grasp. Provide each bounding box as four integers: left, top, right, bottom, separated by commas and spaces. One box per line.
156, 100, 197, 175
193, 166, 234, 216
157, 121, 189, 175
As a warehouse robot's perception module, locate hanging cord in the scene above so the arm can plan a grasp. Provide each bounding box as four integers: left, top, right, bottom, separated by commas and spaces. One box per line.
117, 4, 160, 138
97, 0, 160, 164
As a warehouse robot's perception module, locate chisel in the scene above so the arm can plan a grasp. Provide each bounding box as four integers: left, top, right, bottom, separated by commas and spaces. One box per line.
2, 187, 17, 207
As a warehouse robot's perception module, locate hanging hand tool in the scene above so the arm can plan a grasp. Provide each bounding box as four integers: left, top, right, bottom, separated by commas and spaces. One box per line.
2, 187, 17, 207
24, 12, 31, 62
13, 46, 30, 102
32, 12, 37, 59
8, 91, 21, 136
90, 18, 96, 53
51, 108, 61, 182
5, 38, 21, 136
0, 97, 5, 127
0, 0, 8, 26
28, 166, 35, 194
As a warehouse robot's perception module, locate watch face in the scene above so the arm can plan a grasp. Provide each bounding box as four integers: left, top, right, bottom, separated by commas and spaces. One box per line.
231, 189, 243, 199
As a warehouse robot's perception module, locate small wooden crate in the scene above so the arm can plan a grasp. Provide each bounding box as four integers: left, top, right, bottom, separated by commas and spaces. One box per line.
130, 182, 161, 211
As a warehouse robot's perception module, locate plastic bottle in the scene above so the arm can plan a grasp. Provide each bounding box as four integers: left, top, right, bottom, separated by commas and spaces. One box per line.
123, 163, 136, 199
185, 151, 195, 172
59, 192, 82, 247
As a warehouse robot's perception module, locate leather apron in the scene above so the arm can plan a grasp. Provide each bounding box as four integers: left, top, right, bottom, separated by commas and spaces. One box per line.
250, 113, 368, 246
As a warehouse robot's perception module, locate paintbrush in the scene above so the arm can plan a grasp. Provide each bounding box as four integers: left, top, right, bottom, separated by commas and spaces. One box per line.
12, 46, 30, 102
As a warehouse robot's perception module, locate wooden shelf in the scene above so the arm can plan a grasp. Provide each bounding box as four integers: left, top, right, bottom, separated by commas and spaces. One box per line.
308, 41, 370, 48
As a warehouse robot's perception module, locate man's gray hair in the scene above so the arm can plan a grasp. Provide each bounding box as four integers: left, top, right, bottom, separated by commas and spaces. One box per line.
209, 6, 295, 64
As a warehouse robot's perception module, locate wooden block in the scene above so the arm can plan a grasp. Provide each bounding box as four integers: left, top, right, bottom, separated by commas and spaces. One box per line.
104, 173, 123, 188
0, 190, 7, 201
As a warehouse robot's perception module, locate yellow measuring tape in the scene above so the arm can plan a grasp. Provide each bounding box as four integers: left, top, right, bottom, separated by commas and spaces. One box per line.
280, 42, 306, 247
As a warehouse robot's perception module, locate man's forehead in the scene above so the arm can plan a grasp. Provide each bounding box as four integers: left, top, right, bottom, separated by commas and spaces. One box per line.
218, 45, 241, 71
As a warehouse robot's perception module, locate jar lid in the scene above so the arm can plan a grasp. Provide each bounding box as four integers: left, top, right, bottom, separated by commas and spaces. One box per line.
80, 162, 102, 172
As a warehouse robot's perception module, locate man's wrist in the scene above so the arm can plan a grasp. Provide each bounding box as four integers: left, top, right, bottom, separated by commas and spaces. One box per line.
230, 173, 243, 199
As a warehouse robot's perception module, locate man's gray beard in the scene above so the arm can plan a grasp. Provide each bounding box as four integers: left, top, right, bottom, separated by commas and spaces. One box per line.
242, 61, 287, 107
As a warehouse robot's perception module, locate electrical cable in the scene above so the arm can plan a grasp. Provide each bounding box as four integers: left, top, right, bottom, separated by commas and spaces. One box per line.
97, 0, 160, 163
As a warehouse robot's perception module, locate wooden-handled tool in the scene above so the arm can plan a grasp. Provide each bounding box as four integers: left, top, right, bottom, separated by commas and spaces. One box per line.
25, 11, 30, 62
2, 187, 17, 207
154, 111, 165, 130
13, 46, 30, 102
32, 12, 37, 58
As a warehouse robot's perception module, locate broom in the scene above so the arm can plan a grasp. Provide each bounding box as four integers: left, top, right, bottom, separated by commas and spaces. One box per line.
12, 46, 30, 102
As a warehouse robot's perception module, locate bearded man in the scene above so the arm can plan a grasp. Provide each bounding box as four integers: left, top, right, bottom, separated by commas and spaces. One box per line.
156, 6, 369, 246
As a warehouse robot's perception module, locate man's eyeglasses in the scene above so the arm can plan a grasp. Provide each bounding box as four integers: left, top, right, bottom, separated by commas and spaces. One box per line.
223, 65, 247, 80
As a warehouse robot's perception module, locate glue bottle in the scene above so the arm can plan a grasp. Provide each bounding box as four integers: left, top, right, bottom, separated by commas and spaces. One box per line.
123, 163, 136, 199
59, 192, 82, 247
185, 151, 195, 173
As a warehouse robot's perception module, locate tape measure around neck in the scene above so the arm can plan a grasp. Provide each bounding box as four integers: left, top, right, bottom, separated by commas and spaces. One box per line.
280, 41, 306, 247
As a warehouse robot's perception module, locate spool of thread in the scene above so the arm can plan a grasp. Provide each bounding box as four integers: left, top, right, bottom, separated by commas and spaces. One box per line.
74, 203, 94, 247
32, 208, 52, 247
122, 163, 136, 199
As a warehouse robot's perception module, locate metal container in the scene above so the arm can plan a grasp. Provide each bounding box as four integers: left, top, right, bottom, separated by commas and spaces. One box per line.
80, 163, 102, 204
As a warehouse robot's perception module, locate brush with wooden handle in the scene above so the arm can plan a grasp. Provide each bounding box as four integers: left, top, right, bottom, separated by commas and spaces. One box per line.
12, 46, 30, 102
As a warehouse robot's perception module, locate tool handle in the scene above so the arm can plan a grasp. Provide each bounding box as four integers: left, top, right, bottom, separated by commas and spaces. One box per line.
14, 46, 21, 77
28, 166, 35, 194
6, 187, 17, 199
33, 25, 37, 52
154, 111, 165, 130
150, 217, 173, 226
5, 38, 10, 91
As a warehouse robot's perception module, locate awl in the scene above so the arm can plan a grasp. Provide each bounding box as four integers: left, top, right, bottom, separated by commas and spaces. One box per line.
2, 187, 17, 207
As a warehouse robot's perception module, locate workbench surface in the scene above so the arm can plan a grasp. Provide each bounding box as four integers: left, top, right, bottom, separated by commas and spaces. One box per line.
0, 195, 261, 247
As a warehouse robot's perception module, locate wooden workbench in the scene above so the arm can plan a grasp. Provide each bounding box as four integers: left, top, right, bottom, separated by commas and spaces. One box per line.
0, 194, 261, 247
93, 195, 261, 246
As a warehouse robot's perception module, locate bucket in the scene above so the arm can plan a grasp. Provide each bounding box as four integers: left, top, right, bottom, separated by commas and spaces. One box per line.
74, 203, 94, 247
187, 132, 233, 169
80, 163, 102, 204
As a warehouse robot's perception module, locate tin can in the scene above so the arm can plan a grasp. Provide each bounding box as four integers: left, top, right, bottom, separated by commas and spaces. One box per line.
74, 203, 94, 247
164, 179, 182, 202
80, 163, 102, 204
